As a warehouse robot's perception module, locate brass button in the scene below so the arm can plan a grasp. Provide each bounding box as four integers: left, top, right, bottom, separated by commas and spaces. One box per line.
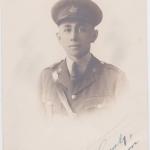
72, 95, 77, 100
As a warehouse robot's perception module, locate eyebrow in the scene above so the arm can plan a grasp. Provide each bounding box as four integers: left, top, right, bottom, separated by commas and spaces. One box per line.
63, 24, 71, 28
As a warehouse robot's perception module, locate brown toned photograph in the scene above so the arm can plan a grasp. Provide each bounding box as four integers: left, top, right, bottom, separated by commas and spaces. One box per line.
40, 0, 127, 118
3, 0, 148, 149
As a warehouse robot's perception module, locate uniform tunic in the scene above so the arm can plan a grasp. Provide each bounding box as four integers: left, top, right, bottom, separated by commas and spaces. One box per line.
40, 55, 126, 116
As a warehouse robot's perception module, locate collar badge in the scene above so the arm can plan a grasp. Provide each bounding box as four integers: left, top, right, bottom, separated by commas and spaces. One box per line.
52, 71, 58, 82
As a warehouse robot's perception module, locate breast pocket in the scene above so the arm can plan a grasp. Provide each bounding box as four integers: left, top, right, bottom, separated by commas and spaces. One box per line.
78, 96, 114, 112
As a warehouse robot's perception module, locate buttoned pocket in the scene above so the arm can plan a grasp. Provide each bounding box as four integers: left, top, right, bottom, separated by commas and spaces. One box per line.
76, 96, 113, 112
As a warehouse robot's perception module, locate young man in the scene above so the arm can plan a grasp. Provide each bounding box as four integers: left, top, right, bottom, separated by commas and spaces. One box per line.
40, 0, 126, 117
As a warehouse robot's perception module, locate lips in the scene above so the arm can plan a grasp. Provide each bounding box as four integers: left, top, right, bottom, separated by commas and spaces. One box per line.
69, 44, 80, 48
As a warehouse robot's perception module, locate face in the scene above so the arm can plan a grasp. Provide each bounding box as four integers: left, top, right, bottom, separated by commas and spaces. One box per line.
57, 21, 98, 59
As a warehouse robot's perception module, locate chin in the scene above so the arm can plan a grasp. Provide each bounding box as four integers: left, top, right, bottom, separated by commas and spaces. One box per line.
70, 52, 87, 59
68, 49, 81, 56
66, 48, 89, 59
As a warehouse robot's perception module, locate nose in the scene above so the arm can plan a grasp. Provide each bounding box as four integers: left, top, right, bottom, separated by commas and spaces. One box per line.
70, 29, 78, 41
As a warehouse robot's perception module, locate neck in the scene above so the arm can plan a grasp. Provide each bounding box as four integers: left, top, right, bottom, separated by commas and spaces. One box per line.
66, 53, 92, 76
68, 53, 91, 63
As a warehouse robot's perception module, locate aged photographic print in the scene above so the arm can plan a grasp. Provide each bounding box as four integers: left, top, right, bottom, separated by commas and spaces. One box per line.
40, 0, 127, 117
3, 0, 148, 149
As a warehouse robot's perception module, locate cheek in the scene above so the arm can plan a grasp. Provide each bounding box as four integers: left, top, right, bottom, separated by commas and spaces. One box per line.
81, 36, 93, 44
62, 39, 70, 47
59, 38, 71, 51
59, 35, 67, 45
86, 34, 95, 43
80, 32, 93, 43
60, 34, 70, 43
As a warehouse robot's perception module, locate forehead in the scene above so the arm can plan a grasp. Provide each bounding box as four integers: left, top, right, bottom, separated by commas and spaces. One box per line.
58, 21, 94, 28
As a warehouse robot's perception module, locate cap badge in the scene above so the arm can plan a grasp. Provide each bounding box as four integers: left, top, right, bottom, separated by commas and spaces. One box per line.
68, 6, 78, 13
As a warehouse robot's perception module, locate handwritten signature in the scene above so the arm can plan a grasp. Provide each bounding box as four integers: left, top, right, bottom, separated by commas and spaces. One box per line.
87, 116, 141, 150
98, 133, 138, 150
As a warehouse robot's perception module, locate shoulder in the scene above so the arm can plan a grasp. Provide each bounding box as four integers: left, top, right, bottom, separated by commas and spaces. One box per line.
92, 57, 126, 84
102, 62, 123, 74
42, 60, 64, 72
92, 56, 123, 75
99, 60, 127, 86
40, 60, 64, 79
103, 63, 126, 84
94, 57, 127, 93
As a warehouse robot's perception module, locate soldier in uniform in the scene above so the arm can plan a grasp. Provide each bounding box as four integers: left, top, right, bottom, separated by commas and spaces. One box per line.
40, 0, 126, 117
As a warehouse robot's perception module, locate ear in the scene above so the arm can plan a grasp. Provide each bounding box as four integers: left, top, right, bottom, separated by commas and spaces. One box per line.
56, 32, 61, 41
90, 29, 98, 43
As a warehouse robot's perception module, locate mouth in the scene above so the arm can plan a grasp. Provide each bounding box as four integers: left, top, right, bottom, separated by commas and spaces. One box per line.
69, 44, 80, 48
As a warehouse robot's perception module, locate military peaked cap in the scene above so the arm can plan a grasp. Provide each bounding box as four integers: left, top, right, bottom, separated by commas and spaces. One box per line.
51, 0, 103, 26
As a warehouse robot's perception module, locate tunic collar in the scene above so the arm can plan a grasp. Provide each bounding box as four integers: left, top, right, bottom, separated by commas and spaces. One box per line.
66, 53, 91, 76
56, 55, 104, 94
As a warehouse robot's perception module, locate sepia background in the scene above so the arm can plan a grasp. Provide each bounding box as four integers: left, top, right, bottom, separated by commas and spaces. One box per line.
3, 0, 148, 149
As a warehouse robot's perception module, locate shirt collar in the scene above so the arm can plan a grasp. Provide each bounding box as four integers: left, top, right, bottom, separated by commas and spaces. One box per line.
66, 53, 92, 75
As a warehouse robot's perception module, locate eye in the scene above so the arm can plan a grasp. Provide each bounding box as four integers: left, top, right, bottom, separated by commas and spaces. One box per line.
79, 26, 88, 33
63, 28, 71, 32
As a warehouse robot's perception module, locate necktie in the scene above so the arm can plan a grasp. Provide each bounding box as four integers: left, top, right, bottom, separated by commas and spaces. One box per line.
70, 62, 80, 80
70, 62, 80, 94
